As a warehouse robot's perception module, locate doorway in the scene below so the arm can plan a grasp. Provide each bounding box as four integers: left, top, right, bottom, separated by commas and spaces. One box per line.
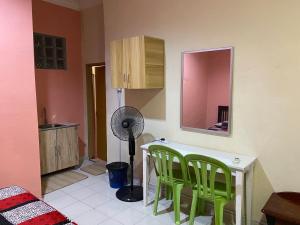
86, 63, 107, 162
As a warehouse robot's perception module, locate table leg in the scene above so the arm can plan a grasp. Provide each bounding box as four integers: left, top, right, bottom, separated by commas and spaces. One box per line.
235, 171, 244, 225
143, 150, 149, 206
246, 165, 254, 225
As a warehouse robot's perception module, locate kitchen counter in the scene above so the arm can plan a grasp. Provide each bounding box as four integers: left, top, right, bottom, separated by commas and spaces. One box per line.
38, 123, 79, 131
39, 123, 79, 174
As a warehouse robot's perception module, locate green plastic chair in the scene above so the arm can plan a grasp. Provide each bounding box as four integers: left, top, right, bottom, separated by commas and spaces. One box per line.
185, 154, 234, 225
149, 145, 189, 225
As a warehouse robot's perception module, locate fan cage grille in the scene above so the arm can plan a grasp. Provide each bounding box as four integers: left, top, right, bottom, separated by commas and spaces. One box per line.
111, 106, 144, 141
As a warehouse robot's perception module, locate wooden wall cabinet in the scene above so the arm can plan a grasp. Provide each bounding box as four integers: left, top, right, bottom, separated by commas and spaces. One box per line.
110, 35, 165, 89
39, 126, 79, 175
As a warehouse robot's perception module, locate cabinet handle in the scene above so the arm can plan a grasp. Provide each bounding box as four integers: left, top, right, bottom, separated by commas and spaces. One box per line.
123, 73, 126, 83
127, 74, 130, 85
55, 145, 58, 169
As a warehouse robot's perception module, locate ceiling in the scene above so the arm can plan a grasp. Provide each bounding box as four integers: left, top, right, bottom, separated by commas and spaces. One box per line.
42, 0, 102, 11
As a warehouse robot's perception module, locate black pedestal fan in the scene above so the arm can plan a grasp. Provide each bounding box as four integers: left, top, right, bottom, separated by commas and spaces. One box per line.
111, 106, 144, 202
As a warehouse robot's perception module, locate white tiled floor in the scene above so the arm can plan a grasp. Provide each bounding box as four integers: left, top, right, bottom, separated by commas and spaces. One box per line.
43, 162, 212, 225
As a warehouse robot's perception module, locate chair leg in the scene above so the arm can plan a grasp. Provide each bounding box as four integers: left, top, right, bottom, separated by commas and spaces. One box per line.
173, 183, 184, 225
196, 199, 205, 215
214, 199, 226, 225
166, 186, 173, 200
153, 179, 161, 216
189, 190, 198, 225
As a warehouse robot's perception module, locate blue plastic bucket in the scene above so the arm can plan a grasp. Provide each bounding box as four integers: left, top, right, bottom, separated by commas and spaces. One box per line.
106, 162, 128, 189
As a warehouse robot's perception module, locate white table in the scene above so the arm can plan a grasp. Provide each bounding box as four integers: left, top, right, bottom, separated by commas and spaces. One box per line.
141, 141, 256, 225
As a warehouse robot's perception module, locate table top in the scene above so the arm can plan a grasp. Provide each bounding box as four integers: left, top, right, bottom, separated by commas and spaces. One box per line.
140, 141, 256, 172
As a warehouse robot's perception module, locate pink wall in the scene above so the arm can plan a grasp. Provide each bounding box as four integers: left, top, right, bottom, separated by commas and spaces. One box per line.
0, 0, 41, 196
182, 49, 231, 129
32, 0, 85, 156
182, 53, 208, 128
205, 50, 231, 128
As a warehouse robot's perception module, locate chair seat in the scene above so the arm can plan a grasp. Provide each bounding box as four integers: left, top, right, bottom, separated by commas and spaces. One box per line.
160, 176, 186, 186
215, 182, 235, 199
157, 166, 187, 185
191, 182, 235, 200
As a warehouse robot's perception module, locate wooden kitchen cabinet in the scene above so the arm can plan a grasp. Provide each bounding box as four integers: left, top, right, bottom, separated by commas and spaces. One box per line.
39, 129, 57, 175
39, 125, 79, 175
56, 127, 79, 171
110, 35, 165, 89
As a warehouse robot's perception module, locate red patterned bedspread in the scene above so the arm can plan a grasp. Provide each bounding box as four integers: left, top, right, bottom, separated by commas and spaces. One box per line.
0, 186, 77, 225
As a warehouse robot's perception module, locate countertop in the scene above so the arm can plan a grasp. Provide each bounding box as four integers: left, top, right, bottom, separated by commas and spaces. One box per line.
38, 123, 79, 131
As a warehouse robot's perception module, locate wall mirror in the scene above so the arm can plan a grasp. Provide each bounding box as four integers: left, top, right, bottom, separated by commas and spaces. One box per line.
181, 47, 233, 136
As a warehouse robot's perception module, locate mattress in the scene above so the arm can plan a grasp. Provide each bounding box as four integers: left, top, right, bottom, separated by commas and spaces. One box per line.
0, 185, 77, 225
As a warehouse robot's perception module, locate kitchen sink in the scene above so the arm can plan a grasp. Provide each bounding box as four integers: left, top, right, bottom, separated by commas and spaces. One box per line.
38, 124, 64, 129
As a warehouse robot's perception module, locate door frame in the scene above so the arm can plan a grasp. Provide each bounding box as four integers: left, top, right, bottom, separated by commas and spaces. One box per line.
85, 62, 106, 161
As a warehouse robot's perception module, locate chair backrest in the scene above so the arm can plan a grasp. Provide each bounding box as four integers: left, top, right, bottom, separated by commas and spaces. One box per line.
185, 154, 232, 201
149, 145, 188, 185
217, 105, 229, 123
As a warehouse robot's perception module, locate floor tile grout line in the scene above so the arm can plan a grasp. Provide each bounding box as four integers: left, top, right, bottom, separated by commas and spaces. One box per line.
44, 160, 165, 225
76, 193, 112, 210
113, 209, 148, 225
71, 208, 108, 221
45, 185, 113, 210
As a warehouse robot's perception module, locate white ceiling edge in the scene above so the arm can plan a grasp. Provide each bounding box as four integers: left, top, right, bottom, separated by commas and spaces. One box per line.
42, 0, 80, 11
42, 0, 102, 11
79, 0, 102, 10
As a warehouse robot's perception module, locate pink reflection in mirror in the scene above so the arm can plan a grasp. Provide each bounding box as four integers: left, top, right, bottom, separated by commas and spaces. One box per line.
181, 48, 232, 135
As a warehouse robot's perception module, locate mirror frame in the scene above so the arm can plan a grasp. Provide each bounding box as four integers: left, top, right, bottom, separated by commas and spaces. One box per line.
180, 47, 234, 136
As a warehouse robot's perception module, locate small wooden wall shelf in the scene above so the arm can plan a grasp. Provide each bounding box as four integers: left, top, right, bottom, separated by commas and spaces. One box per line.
110, 35, 165, 89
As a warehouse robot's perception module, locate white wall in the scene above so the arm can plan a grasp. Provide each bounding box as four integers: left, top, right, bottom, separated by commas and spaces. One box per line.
81, 1, 105, 64
103, 0, 300, 223
80, 0, 105, 157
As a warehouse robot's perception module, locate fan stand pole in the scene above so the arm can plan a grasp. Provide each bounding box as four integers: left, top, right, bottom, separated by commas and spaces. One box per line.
115, 131, 143, 202
130, 155, 134, 192
128, 133, 135, 191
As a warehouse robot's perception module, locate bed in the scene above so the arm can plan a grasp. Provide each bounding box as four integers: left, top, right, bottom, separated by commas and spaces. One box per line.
0, 185, 77, 225
208, 105, 229, 131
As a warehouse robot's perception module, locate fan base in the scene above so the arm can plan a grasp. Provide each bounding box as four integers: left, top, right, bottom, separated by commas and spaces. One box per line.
116, 185, 143, 202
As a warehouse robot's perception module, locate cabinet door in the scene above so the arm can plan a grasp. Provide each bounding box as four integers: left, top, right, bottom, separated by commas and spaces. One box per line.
39, 130, 57, 175
110, 39, 126, 88
144, 36, 165, 88
56, 127, 79, 170
111, 36, 165, 89
127, 36, 145, 88
127, 36, 164, 89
